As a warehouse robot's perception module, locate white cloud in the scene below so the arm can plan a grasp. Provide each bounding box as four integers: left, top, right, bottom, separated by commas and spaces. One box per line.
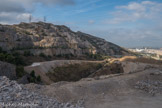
106, 1, 162, 24
0, 12, 30, 24
117, 2, 146, 12
96, 1, 162, 47
0, 0, 75, 24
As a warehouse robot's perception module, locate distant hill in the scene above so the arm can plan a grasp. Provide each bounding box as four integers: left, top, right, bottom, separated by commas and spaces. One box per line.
0, 22, 131, 57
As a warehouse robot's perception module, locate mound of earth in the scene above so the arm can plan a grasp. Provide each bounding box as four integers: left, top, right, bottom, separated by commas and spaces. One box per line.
24, 56, 161, 84
24, 60, 104, 84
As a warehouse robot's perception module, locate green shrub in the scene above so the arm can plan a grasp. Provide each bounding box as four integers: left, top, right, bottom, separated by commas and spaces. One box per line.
30, 70, 36, 78
24, 50, 32, 56
28, 77, 36, 83
0, 53, 5, 61
39, 53, 46, 58
12, 52, 20, 56
15, 56, 25, 65
36, 75, 41, 82
0, 47, 25, 65
6, 54, 15, 63
16, 66, 26, 78
28, 70, 41, 83
86, 53, 103, 60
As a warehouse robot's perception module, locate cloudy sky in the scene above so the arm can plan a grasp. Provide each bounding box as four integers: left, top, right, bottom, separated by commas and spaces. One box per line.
0, 0, 162, 48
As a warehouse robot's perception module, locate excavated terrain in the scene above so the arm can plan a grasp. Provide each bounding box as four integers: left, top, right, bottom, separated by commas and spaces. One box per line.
25, 62, 162, 108
1, 55, 162, 108
24, 60, 104, 84
23, 57, 162, 108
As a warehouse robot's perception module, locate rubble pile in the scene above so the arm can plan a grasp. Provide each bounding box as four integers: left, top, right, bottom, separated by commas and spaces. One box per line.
135, 80, 162, 95
0, 76, 84, 108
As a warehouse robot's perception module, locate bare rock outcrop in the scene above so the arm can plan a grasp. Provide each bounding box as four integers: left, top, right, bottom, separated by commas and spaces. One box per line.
0, 22, 131, 56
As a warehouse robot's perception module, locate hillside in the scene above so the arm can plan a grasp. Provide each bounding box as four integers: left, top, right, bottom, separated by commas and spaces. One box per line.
0, 22, 130, 57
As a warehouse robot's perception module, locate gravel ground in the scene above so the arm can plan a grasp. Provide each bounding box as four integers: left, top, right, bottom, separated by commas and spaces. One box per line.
0, 76, 84, 108
135, 80, 162, 95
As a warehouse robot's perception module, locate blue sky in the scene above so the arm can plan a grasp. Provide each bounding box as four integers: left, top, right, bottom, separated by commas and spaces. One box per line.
0, 0, 162, 48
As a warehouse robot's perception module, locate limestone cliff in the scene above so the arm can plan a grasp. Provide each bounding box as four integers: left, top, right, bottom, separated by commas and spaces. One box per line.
0, 22, 130, 56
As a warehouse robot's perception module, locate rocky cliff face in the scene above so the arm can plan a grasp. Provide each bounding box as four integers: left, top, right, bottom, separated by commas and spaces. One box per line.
0, 22, 130, 56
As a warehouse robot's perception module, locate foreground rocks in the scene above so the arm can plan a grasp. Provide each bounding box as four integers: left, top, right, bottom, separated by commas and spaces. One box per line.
135, 70, 162, 96
135, 80, 162, 95
0, 76, 84, 108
